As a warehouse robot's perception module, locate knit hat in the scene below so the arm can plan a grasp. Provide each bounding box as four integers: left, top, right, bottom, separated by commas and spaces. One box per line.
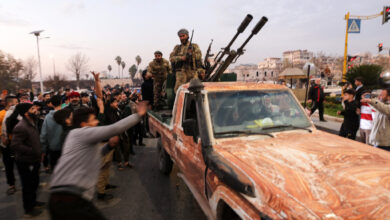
68, 91, 80, 98
15, 103, 33, 116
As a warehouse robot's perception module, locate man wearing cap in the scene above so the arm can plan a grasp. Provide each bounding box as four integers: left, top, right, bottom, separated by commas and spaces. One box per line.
66, 91, 81, 111
11, 103, 45, 217
170, 28, 203, 92
147, 51, 171, 109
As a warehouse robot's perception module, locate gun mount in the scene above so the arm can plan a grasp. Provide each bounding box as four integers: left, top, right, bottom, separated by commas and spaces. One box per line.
204, 15, 268, 82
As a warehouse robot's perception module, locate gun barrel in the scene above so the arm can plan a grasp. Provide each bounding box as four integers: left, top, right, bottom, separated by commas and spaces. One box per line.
252, 16, 268, 34
238, 16, 268, 53
237, 14, 253, 33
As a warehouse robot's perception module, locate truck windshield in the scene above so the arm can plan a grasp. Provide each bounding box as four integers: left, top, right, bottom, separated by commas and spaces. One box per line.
208, 90, 312, 137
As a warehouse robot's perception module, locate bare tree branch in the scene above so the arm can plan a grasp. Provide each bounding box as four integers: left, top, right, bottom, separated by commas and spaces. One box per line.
67, 52, 89, 89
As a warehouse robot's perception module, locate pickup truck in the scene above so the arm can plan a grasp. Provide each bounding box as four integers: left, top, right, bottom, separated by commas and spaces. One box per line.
148, 80, 390, 219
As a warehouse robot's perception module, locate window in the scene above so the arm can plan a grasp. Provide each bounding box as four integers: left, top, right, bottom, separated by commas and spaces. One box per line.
182, 94, 197, 123
264, 71, 267, 77
182, 94, 199, 141
256, 72, 259, 77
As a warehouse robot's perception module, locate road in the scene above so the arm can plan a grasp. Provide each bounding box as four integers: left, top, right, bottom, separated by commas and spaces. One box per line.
0, 138, 206, 220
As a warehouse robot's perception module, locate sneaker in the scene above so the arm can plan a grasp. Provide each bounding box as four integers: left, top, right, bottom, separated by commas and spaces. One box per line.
35, 201, 46, 208
105, 184, 118, 190
24, 208, 43, 218
6, 186, 16, 195
97, 193, 114, 201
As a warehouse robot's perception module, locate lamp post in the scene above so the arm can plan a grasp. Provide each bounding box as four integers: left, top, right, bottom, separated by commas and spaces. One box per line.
30, 30, 49, 94
303, 62, 315, 108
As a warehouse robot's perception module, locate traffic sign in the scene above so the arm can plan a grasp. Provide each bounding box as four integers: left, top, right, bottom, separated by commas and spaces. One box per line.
348, 19, 361, 33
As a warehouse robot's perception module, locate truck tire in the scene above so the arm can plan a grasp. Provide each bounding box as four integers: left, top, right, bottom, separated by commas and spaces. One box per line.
158, 139, 173, 175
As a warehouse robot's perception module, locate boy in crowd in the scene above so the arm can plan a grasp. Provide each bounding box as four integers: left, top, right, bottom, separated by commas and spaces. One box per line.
338, 89, 360, 140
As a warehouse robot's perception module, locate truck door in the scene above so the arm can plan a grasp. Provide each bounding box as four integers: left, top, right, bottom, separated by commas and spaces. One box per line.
175, 93, 206, 195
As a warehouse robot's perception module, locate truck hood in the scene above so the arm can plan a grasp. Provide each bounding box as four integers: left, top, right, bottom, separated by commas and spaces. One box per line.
214, 130, 390, 219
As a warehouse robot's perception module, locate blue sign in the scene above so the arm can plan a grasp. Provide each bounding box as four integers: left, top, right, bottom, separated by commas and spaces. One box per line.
348, 19, 361, 33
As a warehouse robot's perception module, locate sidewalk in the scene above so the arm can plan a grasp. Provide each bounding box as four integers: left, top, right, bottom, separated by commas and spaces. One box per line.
310, 113, 361, 138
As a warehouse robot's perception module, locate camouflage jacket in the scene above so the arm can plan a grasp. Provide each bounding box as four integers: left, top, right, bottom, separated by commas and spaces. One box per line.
170, 41, 202, 69
147, 58, 171, 79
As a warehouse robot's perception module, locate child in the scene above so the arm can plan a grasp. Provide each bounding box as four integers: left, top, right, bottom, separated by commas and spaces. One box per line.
338, 89, 359, 140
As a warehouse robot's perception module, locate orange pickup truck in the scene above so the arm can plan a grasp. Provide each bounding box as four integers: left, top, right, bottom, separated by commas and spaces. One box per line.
148, 80, 390, 220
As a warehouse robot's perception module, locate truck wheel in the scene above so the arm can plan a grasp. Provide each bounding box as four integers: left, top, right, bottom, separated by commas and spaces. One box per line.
158, 139, 173, 175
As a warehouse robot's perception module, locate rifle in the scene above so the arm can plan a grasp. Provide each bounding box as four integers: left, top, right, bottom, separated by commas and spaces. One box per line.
206, 16, 268, 82
186, 30, 195, 69
203, 39, 214, 72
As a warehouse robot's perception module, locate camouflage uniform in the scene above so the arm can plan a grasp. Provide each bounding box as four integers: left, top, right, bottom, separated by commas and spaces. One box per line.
170, 41, 202, 92
147, 58, 171, 107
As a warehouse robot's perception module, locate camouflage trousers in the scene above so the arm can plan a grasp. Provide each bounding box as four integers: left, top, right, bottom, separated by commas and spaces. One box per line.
174, 69, 198, 92
154, 78, 165, 107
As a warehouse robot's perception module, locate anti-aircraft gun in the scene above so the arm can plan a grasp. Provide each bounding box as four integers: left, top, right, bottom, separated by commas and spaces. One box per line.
204, 14, 268, 82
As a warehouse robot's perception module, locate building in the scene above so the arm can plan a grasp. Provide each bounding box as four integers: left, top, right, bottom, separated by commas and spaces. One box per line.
283, 50, 313, 67
257, 57, 282, 80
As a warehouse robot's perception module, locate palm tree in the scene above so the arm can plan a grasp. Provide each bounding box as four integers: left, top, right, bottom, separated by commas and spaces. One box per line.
121, 61, 126, 79
115, 56, 122, 78
135, 55, 142, 72
129, 64, 137, 79
108, 65, 112, 78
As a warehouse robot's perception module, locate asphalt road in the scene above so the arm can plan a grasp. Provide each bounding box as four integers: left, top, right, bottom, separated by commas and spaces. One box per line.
0, 138, 206, 220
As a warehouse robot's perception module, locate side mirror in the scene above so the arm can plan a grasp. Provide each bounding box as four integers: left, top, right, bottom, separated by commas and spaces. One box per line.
182, 119, 197, 137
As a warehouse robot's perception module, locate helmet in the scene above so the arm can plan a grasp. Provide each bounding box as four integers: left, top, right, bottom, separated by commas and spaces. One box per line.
177, 28, 189, 36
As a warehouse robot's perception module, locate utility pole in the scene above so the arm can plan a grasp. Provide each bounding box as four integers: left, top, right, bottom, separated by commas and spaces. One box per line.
342, 12, 350, 82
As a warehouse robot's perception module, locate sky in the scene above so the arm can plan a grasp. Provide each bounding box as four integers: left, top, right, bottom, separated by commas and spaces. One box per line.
0, 0, 389, 81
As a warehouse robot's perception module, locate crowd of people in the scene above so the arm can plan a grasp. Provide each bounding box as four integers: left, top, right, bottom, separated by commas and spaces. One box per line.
0, 71, 149, 219
0, 28, 205, 219
308, 77, 390, 150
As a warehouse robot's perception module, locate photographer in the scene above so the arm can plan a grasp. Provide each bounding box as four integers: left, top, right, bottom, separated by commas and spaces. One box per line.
361, 88, 390, 151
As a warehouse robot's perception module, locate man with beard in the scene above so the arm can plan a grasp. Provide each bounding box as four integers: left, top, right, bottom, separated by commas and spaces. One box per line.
170, 28, 203, 93
147, 51, 171, 109
66, 91, 81, 111
11, 103, 45, 217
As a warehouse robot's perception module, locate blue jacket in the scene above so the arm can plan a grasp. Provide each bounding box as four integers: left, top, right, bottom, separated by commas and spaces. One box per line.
40, 110, 63, 153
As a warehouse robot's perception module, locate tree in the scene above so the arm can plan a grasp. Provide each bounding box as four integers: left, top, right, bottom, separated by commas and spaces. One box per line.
373, 55, 390, 71
67, 53, 89, 89
344, 64, 383, 89
0, 50, 24, 92
22, 56, 37, 82
129, 64, 137, 79
115, 56, 122, 78
135, 55, 142, 71
44, 74, 68, 91
121, 61, 126, 78
107, 65, 112, 78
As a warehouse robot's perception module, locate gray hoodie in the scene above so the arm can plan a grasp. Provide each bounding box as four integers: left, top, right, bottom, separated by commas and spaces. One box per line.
40, 110, 63, 153
49, 113, 141, 200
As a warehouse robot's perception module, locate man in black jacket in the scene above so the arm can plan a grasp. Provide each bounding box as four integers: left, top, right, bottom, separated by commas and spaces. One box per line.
337, 89, 360, 140
10, 103, 45, 217
141, 70, 154, 107
354, 77, 366, 108
308, 79, 326, 121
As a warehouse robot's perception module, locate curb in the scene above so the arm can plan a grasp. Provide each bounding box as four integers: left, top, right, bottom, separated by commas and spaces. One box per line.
311, 112, 343, 123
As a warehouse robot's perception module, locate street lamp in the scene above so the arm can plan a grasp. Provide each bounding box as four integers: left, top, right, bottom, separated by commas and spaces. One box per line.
303, 62, 315, 108
30, 30, 49, 94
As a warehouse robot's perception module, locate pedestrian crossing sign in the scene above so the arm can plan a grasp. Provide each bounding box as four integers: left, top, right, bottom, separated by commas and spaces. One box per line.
348, 19, 361, 33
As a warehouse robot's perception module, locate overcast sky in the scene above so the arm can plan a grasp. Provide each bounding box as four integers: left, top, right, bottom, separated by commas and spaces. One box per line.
0, 0, 389, 80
